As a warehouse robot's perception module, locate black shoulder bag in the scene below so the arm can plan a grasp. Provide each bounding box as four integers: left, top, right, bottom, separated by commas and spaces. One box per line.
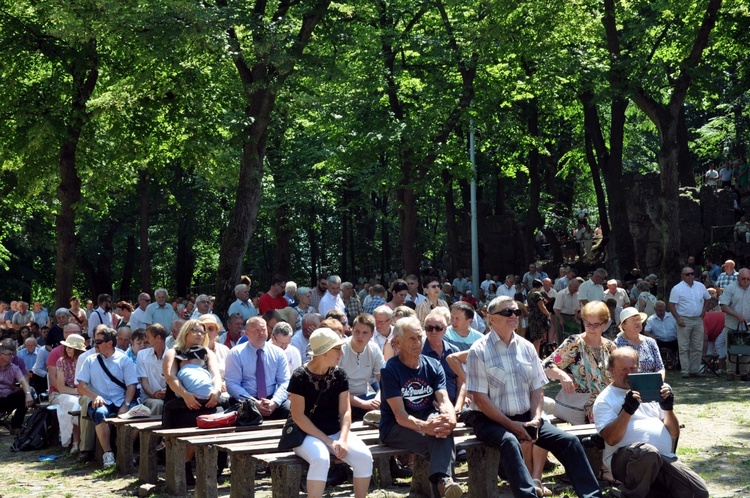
97, 355, 128, 391
278, 371, 328, 450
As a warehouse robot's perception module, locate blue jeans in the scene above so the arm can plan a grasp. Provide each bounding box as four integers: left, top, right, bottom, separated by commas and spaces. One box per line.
469, 411, 601, 498
88, 403, 121, 425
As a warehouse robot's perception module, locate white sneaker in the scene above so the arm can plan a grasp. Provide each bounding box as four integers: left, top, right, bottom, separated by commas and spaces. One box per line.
103, 451, 116, 469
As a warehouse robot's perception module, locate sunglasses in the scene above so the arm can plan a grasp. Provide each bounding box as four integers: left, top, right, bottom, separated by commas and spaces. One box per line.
94, 339, 105, 345
683, 272, 695, 276
491, 309, 523, 317
425, 325, 445, 332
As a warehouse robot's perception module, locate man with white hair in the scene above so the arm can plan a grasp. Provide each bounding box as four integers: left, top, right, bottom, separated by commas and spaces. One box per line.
191, 294, 211, 318
228, 283, 258, 320
11, 301, 34, 330
283, 281, 297, 306
603, 280, 630, 308
291, 313, 320, 362
318, 275, 346, 319
578, 268, 608, 306
143, 289, 178, 330
372, 305, 394, 352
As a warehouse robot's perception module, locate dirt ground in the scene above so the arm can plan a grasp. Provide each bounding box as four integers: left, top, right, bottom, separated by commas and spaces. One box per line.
1, 370, 749, 497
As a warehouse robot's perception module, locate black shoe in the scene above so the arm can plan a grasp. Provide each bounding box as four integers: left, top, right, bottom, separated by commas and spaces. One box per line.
77, 451, 94, 462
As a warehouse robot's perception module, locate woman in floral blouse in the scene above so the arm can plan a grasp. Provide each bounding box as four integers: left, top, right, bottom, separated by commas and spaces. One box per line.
542, 301, 616, 424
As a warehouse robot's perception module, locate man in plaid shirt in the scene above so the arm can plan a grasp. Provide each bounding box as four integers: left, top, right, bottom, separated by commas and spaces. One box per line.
716, 259, 739, 291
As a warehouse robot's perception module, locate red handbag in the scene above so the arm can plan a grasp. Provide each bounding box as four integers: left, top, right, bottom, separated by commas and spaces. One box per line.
196, 411, 238, 429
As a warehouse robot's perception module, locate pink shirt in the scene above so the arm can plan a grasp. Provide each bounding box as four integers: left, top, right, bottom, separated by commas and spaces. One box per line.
0, 363, 23, 398
46, 345, 64, 393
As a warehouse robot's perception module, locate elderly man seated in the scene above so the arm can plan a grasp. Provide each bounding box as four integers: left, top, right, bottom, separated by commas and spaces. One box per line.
0, 344, 35, 434
593, 348, 708, 497
379, 316, 464, 498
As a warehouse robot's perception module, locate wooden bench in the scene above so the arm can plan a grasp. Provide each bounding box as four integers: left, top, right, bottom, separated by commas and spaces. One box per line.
103, 416, 162, 475
215, 425, 474, 498
158, 420, 287, 497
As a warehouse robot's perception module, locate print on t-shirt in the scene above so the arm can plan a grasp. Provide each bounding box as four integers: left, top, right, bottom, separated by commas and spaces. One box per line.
401, 377, 434, 410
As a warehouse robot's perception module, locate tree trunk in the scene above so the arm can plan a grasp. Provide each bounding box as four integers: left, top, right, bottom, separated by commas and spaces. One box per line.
524, 99, 544, 261
175, 216, 196, 298
397, 178, 420, 277
442, 169, 462, 275
274, 203, 292, 280
120, 235, 136, 300
213, 0, 331, 318
139, 169, 151, 295
54, 40, 98, 309
580, 89, 636, 277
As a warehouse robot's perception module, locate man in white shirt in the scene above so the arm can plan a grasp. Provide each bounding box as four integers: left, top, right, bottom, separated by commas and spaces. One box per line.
480, 273, 495, 295
137, 323, 168, 415
371, 305, 393, 352
497, 274, 517, 299
603, 280, 630, 308
291, 313, 319, 363
318, 275, 346, 320
143, 289, 179, 330
339, 314, 385, 420
87, 294, 113, 336
668, 267, 711, 378
129, 293, 151, 331
553, 277, 583, 342
404, 274, 427, 306
271, 322, 301, 374
593, 348, 708, 498
578, 268, 607, 306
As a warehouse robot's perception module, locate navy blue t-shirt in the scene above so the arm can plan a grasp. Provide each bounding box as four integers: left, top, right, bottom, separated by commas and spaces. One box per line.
422, 340, 459, 403
379, 354, 446, 437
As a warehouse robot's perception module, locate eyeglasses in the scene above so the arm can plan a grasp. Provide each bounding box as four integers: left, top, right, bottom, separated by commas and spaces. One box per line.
330, 346, 342, 352
428, 284, 440, 289
94, 339, 105, 345
491, 309, 523, 317
191, 329, 206, 335
425, 325, 445, 332
198, 301, 210, 305
583, 321, 605, 329
0, 352, 14, 357
683, 272, 695, 276
204, 326, 219, 332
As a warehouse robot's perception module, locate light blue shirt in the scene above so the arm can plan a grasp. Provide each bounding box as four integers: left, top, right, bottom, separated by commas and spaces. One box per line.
76, 349, 138, 407
144, 303, 178, 330
224, 342, 290, 406
177, 363, 214, 399
227, 299, 258, 321
644, 313, 678, 342
444, 326, 483, 351
18, 347, 40, 372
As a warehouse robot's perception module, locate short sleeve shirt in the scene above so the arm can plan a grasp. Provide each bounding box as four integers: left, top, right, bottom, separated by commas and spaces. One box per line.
288, 366, 348, 436
339, 339, 385, 396
380, 355, 445, 437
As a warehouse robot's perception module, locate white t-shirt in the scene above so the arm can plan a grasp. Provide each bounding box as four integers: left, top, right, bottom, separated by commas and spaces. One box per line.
578, 279, 604, 303
593, 384, 674, 468
339, 339, 385, 396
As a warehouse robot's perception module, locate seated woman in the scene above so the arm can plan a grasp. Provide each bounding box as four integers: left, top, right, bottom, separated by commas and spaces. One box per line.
55, 333, 86, 454
288, 328, 373, 498
162, 320, 222, 485
543, 301, 617, 484
542, 301, 616, 425
615, 308, 666, 379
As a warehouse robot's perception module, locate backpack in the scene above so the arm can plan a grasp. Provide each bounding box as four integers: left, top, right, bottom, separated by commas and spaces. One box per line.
11, 408, 51, 452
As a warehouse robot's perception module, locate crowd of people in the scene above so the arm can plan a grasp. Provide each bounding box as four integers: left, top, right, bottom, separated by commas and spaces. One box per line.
0, 257, 735, 497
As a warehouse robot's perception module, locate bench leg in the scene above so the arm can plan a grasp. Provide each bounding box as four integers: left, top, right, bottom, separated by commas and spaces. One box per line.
194, 445, 219, 498
270, 461, 303, 498
139, 429, 159, 484
229, 453, 256, 498
165, 438, 187, 497
466, 445, 500, 498
372, 455, 393, 488
409, 454, 431, 498
116, 424, 135, 475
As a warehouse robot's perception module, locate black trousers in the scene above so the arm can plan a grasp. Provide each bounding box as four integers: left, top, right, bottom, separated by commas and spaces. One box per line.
0, 390, 28, 429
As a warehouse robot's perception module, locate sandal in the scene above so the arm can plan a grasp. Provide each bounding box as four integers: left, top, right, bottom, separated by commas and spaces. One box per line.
532, 478, 552, 497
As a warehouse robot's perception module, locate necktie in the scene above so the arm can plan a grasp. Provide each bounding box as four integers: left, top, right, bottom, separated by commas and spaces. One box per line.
256, 348, 267, 399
